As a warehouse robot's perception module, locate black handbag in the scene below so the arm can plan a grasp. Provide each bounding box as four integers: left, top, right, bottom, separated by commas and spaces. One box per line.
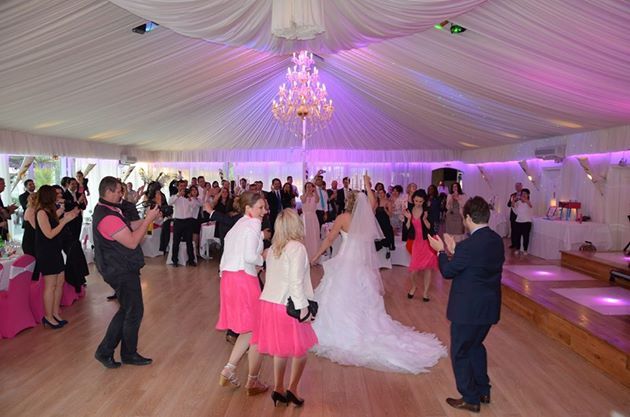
286, 297, 319, 322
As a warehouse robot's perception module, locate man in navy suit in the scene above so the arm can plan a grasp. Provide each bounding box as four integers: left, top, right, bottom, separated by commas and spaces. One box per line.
428, 196, 504, 413
266, 178, 283, 232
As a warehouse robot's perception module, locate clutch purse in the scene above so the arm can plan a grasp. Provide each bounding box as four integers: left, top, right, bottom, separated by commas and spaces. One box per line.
286, 297, 319, 322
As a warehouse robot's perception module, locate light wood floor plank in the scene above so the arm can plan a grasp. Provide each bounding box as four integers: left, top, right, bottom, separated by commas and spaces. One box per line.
0, 250, 629, 417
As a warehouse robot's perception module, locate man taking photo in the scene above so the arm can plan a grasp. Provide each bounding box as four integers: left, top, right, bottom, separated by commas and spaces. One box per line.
93, 177, 160, 368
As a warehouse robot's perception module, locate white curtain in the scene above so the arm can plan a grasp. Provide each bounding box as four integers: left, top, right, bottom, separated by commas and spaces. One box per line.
272, 0, 325, 40
605, 166, 630, 250
74, 158, 121, 218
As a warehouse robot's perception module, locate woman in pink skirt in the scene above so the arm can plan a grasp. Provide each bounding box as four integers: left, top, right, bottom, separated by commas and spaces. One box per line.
251, 209, 318, 407
216, 191, 269, 396
404, 189, 438, 302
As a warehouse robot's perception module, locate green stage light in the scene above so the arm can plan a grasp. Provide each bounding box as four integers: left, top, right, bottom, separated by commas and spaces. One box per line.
450, 23, 467, 34
434, 20, 449, 30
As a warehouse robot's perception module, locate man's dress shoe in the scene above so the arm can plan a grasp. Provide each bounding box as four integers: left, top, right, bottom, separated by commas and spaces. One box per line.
95, 353, 121, 369
446, 398, 480, 413
121, 353, 153, 366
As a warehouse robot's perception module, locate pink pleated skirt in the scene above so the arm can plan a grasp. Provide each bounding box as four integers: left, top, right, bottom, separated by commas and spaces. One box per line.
216, 270, 261, 334
251, 300, 318, 358
408, 237, 438, 272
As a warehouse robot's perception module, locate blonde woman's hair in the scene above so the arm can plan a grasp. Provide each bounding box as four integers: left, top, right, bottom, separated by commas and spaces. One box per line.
345, 191, 358, 213
271, 209, 305, 257
27, 192, 38, 209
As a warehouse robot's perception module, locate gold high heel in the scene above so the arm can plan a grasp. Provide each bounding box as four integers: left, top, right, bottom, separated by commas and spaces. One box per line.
245, 374, 269, 396
219, 363, 240, 387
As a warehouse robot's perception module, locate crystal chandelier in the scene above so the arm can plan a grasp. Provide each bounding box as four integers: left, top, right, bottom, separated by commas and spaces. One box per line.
271, 51, 334, 142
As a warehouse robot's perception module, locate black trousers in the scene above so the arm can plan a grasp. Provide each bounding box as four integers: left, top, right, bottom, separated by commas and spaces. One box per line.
159, 218, 172, 252
172, 218, 195, 264
316, 210, 326, 226
97, 272, 144, 358
513, 221, 532, 251
509, 211, 518, 247
450, 323, 492, 405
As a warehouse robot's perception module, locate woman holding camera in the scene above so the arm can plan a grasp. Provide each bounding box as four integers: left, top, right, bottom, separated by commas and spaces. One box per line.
216, 191, 269, 396
36, 185, 79, 328
513, 188, 533, 255
251, 209, 317, 407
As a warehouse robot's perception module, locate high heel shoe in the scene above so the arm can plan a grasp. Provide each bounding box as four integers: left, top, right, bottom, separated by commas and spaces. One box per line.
407, 291, 415, 299
286, 390, 304, 407
219, 363, 240, 387
42, 317, 63, 329
245, 374, 269, 396
53, 316, 68, 326
271, 391, 289, 407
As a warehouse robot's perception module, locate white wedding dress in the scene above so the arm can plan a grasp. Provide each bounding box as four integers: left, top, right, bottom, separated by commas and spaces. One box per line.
311, 193, 447, 374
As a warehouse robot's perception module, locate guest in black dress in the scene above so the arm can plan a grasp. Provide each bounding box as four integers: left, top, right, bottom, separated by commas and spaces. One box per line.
22, 193, 37, 256
375, 189, 395, 252
21, 193, 40, 280
36, 185, 79, 329
281, 183, 296, 209
55, 184, 89, 293
214, 188, 234, 241
427, 185, 442, 236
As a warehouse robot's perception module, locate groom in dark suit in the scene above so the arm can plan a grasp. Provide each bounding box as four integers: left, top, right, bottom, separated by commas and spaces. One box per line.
428, 196, 504, 413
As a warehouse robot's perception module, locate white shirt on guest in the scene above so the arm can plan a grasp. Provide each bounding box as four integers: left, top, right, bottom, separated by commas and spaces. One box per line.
220, 216, 264, 276
514, 201, 533, 223
169, 195, 202, 219
197, 186, 206, 204
260, 240, 313, 309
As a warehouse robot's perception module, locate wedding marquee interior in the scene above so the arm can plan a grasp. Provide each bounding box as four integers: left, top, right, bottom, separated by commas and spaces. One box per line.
1, 0, 629, 247
1, 2, 630, 414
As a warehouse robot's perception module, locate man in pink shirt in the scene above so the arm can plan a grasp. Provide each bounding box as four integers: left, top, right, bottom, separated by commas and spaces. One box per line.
93, 177, 160, 368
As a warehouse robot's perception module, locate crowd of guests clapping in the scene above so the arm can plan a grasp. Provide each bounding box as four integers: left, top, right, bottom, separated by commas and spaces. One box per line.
0, 173, 90, 329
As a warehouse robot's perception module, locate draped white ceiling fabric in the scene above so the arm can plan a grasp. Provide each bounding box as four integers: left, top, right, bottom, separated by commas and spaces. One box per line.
0, 0, 629, 160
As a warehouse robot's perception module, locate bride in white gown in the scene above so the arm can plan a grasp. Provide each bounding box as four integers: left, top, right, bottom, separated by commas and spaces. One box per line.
309, 174, 447, 374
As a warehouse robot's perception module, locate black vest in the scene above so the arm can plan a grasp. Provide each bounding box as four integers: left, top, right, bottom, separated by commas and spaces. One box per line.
93, 200, 145, 278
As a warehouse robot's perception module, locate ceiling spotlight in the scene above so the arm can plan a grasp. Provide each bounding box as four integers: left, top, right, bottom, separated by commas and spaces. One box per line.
132, 21, 158, 34
434, 20, 449, 30
450, 23, 467, 34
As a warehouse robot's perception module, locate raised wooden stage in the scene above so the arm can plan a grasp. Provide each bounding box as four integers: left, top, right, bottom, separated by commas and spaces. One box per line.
561, 250, 630, 286
502, 250, 630, 387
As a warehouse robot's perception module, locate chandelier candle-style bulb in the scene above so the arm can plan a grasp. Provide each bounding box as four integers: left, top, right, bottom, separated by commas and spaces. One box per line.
271, 50, 334, 140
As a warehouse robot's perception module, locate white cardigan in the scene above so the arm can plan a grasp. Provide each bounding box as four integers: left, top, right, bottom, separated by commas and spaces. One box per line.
260, 240, 314, 309
219, 216, 264, 277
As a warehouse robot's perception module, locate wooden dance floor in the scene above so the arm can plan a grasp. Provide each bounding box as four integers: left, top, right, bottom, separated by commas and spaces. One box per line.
1, 245, 629, 417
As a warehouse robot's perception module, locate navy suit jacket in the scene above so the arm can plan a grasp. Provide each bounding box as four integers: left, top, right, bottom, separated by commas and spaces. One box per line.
438, 226, 504, 325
